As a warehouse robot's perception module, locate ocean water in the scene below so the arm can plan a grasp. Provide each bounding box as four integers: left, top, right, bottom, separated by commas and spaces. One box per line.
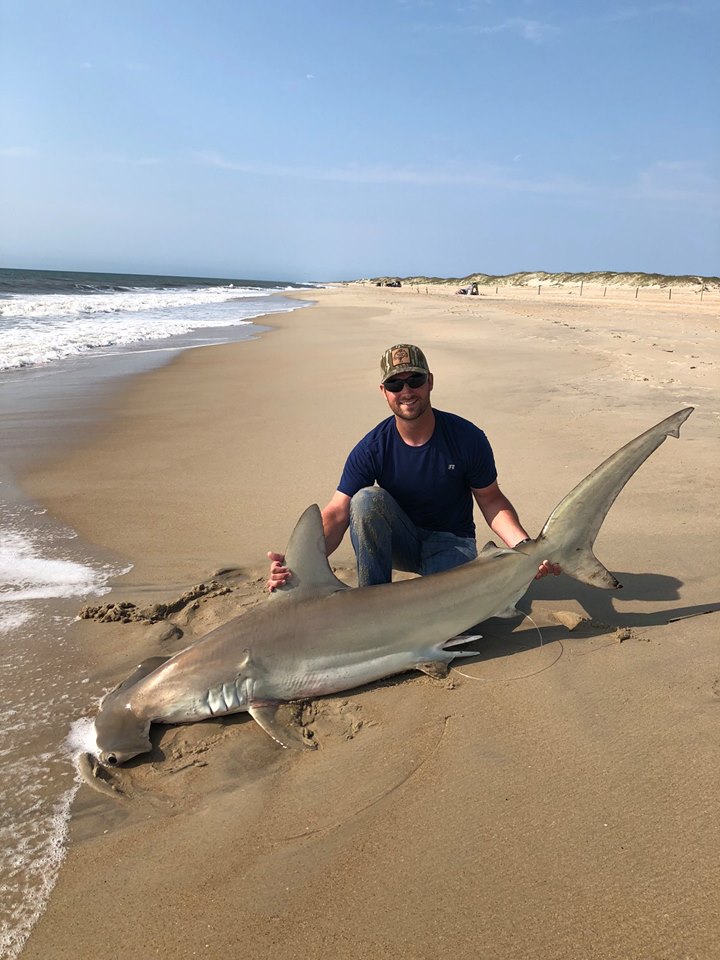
0, 267, 315, 370
0, 267, 314, 957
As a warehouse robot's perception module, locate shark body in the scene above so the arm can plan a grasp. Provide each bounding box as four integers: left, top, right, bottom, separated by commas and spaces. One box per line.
93, 407, 693, 768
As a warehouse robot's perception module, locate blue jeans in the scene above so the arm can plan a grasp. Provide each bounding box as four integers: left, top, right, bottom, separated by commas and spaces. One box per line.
349, 487, 478, 587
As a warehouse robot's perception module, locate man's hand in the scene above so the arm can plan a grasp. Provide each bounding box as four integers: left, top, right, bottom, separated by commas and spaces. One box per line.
267, 551, 291, 592
535, 560, 562, 580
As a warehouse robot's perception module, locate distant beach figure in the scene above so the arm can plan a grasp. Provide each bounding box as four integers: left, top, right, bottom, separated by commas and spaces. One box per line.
268, 343, 560, 589
457, 282, 479, 295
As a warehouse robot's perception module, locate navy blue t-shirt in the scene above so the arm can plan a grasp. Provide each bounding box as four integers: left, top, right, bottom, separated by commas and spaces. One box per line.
337, 409, 497, 539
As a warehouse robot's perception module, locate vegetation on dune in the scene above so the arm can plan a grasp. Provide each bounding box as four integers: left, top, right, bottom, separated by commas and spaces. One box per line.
363, 270, 720, 290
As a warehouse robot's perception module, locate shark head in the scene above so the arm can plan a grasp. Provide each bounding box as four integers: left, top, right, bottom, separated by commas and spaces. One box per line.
92, 656, 169, 767
94, 704, 152, 767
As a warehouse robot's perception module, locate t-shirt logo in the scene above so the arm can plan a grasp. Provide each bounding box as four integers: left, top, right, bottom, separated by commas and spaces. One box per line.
448, 463, 455, 470
392, 347, 410, 367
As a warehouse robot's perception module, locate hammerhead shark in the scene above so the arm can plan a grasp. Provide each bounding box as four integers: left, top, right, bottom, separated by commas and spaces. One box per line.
91, 407, 693, 769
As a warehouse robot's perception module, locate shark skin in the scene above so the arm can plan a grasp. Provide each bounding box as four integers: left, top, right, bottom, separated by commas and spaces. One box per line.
92, 407, 693, 769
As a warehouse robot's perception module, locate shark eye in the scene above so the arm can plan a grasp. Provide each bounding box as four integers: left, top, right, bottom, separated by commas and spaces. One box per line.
105, 754, 118, 766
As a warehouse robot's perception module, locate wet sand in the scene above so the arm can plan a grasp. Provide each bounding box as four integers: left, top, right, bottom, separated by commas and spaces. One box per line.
21, 284, 720, 959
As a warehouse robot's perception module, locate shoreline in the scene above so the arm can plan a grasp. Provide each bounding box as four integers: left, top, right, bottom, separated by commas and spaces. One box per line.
0, 295, 305, 960
18, 284, 720, 959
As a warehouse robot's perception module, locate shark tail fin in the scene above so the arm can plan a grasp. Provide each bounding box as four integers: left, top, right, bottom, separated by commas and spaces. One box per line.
536, 407, 693, 591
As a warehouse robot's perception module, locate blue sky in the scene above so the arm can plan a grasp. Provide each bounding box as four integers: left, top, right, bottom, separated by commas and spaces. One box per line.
1, 0, 718, 281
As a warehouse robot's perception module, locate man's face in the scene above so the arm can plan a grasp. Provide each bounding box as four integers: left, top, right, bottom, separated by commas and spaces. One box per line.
380, 371, 434, 421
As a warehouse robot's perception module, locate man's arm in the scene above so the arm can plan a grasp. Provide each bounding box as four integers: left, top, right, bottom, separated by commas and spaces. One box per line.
472, 481, 560, 580
472, 480, 528, 547
267, 490, 352, 591
321, 490, 352, 555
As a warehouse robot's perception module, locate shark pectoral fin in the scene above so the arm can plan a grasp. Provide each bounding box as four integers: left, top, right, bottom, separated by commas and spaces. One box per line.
561, 548, 622, 590
248, 702, 317, 750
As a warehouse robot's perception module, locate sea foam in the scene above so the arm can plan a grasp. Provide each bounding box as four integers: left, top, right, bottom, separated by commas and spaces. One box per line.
0, 283, 302, 370
0, 283, 267, 320
0, 529, 122, 603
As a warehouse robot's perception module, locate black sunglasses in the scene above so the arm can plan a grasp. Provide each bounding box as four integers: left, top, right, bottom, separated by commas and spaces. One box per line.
383, 373, 428, 392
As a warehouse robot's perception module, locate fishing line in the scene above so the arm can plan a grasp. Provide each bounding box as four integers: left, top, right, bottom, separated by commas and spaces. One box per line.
451, 613, 564, 682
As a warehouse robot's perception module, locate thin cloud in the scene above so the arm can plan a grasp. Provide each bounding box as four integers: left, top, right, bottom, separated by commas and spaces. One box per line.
194, 151, 586, 195
605, 2, 697, 22
0, 146, 35, 158
195, 150, 720, 210
99, 152, 164, 166
412, 15, 559, 42
635, 159, 720, 206
476, 18, 560, 42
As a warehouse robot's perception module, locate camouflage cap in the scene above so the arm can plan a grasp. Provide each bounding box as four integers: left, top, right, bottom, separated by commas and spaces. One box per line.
380, 344, 430, 382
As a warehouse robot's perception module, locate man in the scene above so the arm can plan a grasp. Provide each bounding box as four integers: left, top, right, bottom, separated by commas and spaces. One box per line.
268, 343, 560, 590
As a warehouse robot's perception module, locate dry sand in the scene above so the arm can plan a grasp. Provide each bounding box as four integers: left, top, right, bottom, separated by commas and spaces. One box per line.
21, 284, 720, 959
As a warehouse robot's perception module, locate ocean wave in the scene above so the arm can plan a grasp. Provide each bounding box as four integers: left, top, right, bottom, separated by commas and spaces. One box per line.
0, 506, 132, 958
0, 778, 78, 960
0, 529, 128, 604
0, 284, 274, 321
0, 290, 306, 370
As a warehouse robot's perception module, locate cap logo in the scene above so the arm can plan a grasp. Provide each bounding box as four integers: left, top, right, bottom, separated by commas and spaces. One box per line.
391, 348, 410, 368
380, 343, 429, 382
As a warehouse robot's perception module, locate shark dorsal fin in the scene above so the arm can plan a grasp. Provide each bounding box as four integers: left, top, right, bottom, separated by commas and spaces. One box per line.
273, 504, 349, 600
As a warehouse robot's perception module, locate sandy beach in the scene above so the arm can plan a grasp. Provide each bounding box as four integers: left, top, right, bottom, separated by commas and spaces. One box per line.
19, 283, 720, 959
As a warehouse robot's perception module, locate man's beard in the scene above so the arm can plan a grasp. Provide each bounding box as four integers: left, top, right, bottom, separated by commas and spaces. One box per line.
392, 396, 429, 420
